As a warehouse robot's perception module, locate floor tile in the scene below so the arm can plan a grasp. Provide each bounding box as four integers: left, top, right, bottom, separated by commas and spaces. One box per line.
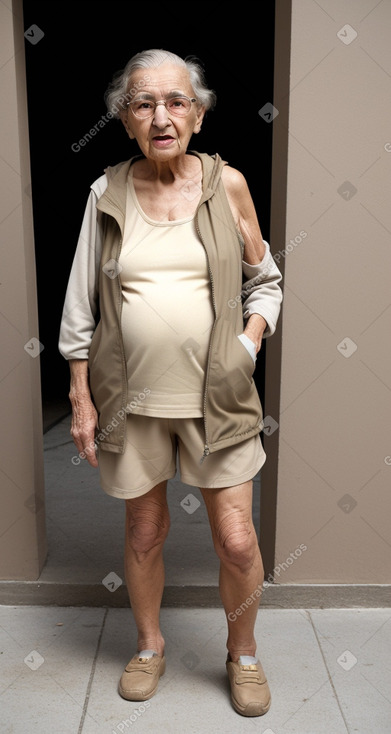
309, 608, 391, 734
0, 606, 106, 733
2, 606, 390, 733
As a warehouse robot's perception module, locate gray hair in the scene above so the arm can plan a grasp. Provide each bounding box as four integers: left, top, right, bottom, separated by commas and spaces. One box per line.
104, 48, 217, 118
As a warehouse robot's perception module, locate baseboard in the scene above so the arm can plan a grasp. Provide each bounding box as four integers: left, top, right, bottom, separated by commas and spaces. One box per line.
0, 582, 389, 608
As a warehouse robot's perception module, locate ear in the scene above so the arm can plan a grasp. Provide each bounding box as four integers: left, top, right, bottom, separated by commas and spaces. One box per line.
193, 105, 206, 135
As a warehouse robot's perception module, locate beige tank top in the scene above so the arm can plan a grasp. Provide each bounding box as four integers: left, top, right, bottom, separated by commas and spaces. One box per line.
119, 169, 214, 417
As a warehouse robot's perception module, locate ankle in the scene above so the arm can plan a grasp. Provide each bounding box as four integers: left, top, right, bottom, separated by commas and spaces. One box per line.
137, 635, 165, 657
227, 643, 257, 662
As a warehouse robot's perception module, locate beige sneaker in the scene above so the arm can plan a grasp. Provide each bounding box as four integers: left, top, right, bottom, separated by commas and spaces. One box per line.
226, 654, 271, 716
118, 650, 166, 701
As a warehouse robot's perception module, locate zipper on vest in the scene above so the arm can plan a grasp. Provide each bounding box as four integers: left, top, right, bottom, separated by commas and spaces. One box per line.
195, 215, 216, 464
115, 236, 129, 438
200, 315, 214, 463
200, 445, 210, 464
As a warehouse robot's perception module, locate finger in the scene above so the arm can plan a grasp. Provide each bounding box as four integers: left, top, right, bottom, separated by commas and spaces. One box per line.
87, 452, 99, 468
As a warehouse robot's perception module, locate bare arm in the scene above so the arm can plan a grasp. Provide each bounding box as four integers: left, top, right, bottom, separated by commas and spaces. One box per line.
69, 359, 99, 467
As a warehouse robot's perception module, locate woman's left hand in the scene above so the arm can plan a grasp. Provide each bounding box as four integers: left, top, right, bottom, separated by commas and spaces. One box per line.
243, 313, 268, 354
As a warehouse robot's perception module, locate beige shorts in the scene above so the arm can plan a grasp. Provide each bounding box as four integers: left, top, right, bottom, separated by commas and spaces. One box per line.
98, 414, 266, 499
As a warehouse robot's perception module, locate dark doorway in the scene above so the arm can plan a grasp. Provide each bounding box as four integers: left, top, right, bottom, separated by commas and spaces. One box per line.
22, 1, 276, 428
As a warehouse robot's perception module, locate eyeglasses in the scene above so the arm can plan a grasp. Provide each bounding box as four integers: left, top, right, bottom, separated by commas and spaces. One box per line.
126, 95, 197, 119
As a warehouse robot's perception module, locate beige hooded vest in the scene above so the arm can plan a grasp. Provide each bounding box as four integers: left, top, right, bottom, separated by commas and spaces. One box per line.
88, 151, 270, 457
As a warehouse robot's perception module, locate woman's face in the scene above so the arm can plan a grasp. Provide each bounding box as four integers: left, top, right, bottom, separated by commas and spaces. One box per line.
120, 63, 205, 162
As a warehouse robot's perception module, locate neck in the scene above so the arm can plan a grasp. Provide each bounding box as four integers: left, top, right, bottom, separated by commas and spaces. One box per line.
141, 152, 198, 184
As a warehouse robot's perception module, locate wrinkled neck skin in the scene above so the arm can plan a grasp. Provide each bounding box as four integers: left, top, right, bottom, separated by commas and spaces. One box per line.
134, 147, 202, 186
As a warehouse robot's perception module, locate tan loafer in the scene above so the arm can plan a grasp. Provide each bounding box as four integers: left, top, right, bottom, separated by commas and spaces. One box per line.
119, 650, 166, 701
226, 654, 271, 716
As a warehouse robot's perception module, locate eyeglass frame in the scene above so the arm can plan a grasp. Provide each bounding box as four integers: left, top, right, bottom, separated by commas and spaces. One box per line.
125, 94, 198, 119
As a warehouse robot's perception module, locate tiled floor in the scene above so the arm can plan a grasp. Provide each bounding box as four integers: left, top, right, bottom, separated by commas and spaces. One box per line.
1, 605, 391, 733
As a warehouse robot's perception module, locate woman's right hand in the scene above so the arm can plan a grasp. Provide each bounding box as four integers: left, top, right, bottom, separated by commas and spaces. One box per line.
69, 360, 99, 468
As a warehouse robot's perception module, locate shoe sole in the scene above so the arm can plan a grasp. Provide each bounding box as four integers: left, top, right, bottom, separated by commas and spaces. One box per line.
230, 692, 271, 717
118, 657, 166, 701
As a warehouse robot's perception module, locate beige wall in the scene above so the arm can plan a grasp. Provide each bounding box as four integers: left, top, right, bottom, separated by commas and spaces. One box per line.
267, 0, 391, 583
0, 0, 47, 578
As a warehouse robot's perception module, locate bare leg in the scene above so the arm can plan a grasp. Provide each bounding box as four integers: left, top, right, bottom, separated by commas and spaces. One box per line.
124, 481, 170, 656
200, 480, 264, 661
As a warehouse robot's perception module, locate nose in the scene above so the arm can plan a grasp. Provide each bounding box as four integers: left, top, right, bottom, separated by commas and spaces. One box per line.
152, 101, 171, 128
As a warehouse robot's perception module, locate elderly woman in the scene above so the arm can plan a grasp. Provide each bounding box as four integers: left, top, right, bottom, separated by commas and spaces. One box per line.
59, 48, 282, 717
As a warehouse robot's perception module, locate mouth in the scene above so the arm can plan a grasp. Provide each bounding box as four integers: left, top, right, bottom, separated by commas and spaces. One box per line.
152, 134, 177, 148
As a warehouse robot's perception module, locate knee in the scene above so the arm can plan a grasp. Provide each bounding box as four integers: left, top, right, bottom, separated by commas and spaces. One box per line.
215, 516, 258, 571
125, 503, 170, 555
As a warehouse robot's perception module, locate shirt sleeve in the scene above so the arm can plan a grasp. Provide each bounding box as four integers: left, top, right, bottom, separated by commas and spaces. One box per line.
241, 240, 283, 337
58, 188, 103, 360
